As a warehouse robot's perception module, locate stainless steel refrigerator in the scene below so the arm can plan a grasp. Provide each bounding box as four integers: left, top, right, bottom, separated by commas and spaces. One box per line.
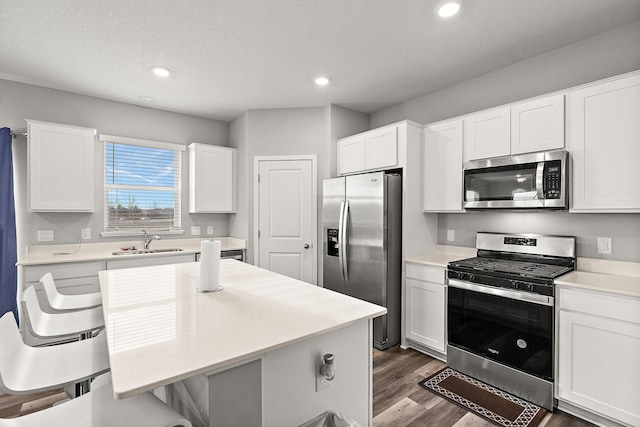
322, 171, 402, 350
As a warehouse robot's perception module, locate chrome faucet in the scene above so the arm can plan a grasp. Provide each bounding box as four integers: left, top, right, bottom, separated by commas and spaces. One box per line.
142, 229, 161, 249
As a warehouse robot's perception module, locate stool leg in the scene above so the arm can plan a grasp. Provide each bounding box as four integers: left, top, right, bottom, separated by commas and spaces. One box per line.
74, 379, 91, 397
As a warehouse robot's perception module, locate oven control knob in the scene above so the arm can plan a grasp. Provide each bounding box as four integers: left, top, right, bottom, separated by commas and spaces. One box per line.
510, 280, 519, 290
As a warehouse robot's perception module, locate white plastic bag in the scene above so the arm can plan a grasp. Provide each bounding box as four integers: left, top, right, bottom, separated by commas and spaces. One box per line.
298, 410, 362, 427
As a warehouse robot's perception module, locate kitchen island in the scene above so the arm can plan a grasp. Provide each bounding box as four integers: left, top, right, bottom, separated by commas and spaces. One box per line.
98, 259, 385, 427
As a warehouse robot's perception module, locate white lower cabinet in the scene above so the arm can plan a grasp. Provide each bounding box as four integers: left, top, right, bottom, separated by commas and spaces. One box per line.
557, 287, 640, 426
404, 263, 446, 355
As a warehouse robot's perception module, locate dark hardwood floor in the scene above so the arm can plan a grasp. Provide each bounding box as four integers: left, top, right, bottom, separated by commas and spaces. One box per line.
2, 345, 595, 426
373, 345, 595, 427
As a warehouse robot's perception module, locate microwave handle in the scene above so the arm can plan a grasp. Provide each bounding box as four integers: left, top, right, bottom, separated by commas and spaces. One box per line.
535, 162, 545, 200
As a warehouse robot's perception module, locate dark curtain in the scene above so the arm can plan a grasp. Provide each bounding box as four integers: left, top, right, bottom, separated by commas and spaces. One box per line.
0, 128, 18, 321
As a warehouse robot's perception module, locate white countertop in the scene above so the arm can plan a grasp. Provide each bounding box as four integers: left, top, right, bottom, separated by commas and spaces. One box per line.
18, 237, 246, 266
405, 245, 640, 298
98, 259, 386, 399
404, 245, 476, 268
555, 271, 640, 298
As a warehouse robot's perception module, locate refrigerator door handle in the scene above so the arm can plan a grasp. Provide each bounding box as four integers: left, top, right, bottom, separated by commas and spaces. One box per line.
342, 200, 349, 282
337, 201, 346, 281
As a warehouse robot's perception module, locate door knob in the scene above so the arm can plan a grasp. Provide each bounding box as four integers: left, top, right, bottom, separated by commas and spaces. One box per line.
304, 244, 310, 249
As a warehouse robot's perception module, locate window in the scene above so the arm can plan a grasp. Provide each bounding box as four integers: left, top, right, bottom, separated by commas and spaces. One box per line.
101, 135, 185, 234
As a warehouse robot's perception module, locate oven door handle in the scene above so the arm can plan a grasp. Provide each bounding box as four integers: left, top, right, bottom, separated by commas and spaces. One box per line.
447, 279, 554, 306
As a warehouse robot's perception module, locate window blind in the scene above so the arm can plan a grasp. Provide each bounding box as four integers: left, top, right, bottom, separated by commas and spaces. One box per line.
102, 136, 183, 232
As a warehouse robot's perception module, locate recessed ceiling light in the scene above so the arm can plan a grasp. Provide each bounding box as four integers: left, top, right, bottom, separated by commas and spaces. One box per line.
152, 66, 172, 77
139, 96, 157, 103
314, 76, 330, 86
436, 1, 461, 18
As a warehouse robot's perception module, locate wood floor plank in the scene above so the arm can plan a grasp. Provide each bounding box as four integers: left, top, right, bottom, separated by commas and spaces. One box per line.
19, 391, 67, 416
373, 397, 427, 426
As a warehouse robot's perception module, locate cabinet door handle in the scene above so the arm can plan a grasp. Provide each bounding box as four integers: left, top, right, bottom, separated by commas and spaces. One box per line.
303, 244, 310, 249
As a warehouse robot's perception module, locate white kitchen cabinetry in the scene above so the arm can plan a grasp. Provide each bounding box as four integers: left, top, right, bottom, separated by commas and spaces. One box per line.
423, 120, 463, 212
463, 108, 510, 161
26, 120, 96, 212
189, 143, 237, 213
337, 124, 400, 175
557, 287, 640, 426
463, 95, 564, 162
567, 72, 640, 212
511, 94, 564, 155
404, 262, 446, 357
337, 134, 365, 175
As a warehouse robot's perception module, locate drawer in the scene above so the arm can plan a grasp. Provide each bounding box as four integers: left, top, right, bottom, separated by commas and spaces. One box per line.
405, 263, 445, 284
558, 287, 640, 325
24, 261, 105, 283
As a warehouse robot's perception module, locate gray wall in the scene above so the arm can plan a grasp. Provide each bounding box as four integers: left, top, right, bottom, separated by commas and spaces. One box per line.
1, 79, 229, 258
370, 20, 640, 263
328, 105, 370, 177
230, 107, 328, 265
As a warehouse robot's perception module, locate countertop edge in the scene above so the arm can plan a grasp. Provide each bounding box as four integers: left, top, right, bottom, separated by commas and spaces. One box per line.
405, 247, 640, 298
18, 237, 246, 266
111, 311, 386, 399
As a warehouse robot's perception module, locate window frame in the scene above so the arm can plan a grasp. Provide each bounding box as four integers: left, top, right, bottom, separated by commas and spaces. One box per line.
100, 134, 186, 237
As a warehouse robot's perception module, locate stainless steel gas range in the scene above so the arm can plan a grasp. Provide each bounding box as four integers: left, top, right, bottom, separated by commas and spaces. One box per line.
446, 232, 576, 410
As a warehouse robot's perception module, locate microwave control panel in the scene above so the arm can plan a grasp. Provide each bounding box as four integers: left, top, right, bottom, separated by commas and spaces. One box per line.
543, 160, 562, 199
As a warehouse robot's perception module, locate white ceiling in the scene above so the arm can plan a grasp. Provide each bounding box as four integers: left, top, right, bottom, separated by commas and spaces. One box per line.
1, 0, 639, 122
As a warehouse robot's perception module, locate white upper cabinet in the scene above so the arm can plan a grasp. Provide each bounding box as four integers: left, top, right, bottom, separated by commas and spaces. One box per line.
189, 143, 237, 213
423, 120, 464, 212
567, 72, 640, 212
365, 126, 398, 170
337, 124, 399, 175
511, 94, 565, 155
463, 108, 510, 161
337, 134, 366, 175
27, 120, 96, 212
463, 95, 565, 162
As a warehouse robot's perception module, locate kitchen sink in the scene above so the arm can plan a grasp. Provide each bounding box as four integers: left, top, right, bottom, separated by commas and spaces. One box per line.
112, 248, 184, 256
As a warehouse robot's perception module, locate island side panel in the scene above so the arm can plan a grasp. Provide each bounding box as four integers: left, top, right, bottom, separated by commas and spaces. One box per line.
262, 320, 372, 427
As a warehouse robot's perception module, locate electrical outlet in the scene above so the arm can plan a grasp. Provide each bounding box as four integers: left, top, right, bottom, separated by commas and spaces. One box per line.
191, 226, 201, 236
37, 229, 54, 242
207, 225, 214, 235
81, 228, 91, 240
447, 229, 455, 242
597, 237, 612, 254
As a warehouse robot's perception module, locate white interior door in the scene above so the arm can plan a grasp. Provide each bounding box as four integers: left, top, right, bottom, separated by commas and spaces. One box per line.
256, 158, 316, 284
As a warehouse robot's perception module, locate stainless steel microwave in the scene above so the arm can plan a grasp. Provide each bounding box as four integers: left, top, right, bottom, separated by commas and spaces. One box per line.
463, 150, 568, 210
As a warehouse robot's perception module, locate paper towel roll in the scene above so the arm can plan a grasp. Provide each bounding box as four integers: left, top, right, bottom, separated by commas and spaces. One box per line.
198, 240, 222, 292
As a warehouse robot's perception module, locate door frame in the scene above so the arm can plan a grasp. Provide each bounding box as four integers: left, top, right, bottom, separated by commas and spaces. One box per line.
253, 155, 318, 284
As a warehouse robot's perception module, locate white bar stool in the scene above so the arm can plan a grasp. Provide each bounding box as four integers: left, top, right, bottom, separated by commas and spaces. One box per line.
0, 312, 110, 396
40, 272, 102, 311
21, 286, 104, 341
0, 377, 192, 427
